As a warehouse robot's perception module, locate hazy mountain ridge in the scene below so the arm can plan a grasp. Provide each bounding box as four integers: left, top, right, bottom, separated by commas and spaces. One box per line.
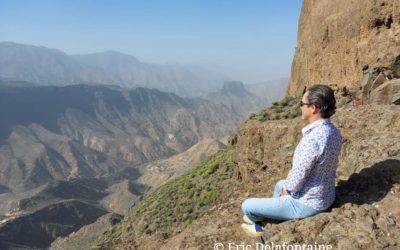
0, 42, 230, 97
246, 78, 289, 104
0, 42, 111, 86
204, 81, 269, 118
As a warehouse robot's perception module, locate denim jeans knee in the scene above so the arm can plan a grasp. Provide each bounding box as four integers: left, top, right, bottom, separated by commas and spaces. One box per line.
273, 179, 286, 198
241, 198, 264, 222
241, 196, 320, 221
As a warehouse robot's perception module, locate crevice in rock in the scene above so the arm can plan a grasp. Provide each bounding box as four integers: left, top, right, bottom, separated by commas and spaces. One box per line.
371, 15, 393, 29
385, 15, 393, 29
373, 18, 386, 28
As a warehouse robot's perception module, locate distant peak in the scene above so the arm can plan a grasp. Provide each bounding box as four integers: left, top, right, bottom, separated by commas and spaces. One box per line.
90, 50, 140, 62
103, 50, 123, 55
221, 81, 249, 96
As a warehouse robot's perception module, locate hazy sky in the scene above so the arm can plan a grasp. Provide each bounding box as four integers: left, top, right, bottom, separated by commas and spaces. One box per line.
0, 0, 302, 84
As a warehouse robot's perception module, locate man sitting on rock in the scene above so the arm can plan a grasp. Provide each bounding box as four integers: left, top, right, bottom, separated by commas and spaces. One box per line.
241, 84, 343, 237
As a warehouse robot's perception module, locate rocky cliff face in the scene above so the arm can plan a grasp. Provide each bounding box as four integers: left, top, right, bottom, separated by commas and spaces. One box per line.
287, 0, 400, 102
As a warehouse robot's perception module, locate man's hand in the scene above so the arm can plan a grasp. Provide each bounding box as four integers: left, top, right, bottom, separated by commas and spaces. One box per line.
278, 187, 287, 197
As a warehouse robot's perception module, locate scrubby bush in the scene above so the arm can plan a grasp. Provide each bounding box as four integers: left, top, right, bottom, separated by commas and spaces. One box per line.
250, 96, 302, 121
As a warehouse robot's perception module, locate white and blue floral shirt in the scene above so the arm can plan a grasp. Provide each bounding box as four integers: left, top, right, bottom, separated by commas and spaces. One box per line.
285, 118, 342, 211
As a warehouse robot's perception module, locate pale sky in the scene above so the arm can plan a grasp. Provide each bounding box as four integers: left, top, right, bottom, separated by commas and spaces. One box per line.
0, 0, 303, 83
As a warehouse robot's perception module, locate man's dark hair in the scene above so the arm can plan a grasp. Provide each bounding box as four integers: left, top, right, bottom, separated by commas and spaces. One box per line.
306, 84, 336, 118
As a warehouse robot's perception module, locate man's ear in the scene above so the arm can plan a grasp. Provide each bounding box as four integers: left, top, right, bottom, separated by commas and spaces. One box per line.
311, 104, 319, 114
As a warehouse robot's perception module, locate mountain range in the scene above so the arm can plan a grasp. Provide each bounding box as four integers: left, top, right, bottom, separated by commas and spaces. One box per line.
0, 42, 289, 101
0, 42, 229, 97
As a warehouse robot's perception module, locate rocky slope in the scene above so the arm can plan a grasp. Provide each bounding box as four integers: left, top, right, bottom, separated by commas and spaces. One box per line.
287, 0, 400, 100
136, 138, 227, 191
50, 138, 226, 250
50, 213, 123, 250
99, 138, 227, 215
95, 103, 400, 250
0, 200, 108, 249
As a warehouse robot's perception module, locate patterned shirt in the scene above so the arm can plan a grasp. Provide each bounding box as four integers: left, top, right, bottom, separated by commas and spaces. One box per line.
284, 118, 342, 211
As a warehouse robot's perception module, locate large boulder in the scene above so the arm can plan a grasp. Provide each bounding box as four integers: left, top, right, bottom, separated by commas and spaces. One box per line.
370, 79, 400, 105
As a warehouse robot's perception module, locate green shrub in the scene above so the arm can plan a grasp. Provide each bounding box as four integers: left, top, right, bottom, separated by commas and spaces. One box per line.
280, 112, 288, 119
249, 96, 302, 121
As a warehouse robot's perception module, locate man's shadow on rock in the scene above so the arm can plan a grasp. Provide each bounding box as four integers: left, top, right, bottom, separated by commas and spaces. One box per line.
260, 159, 400, 229
331, 159, 400, 209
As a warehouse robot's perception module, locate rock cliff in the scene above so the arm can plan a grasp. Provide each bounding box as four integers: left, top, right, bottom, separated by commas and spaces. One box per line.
287, 0, 400, 104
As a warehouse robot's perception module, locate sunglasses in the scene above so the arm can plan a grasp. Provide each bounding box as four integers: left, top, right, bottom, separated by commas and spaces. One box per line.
300, 101, 314, 107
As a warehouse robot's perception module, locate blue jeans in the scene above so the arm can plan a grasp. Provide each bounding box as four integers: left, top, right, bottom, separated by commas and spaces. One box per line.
241, 179, 320, 222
